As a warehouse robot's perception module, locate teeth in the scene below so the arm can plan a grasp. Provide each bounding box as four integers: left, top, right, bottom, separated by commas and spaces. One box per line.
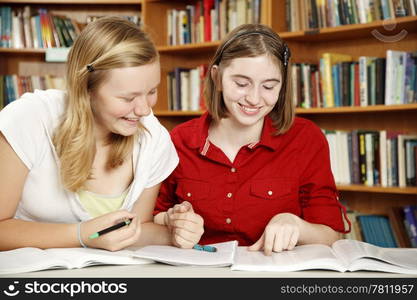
240, 105, 258, 112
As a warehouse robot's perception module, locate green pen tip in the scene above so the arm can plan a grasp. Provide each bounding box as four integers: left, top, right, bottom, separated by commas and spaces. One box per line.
89, 232, 99, 239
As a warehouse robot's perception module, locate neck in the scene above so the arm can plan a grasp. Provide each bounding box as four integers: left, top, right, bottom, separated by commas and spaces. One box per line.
209, 117, 264, 149
93, 124, 111, 148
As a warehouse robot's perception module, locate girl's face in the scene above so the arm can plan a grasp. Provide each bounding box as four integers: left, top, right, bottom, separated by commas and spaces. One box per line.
90, 61, 160, 138
218, 54, 282, 128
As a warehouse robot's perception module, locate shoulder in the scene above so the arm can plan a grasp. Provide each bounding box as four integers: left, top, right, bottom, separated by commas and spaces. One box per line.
289, 117, 324, 138
280, 117, 327, 150
170, 115, 204, 144
0, 89, 66, 127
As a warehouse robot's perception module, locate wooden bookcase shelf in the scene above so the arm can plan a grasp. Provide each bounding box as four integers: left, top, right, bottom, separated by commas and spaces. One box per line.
279, 15, 417, 42
337, 185, 417, 195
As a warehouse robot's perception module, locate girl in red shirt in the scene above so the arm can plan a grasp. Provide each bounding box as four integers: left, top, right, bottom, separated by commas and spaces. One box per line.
154, 24, 350, 255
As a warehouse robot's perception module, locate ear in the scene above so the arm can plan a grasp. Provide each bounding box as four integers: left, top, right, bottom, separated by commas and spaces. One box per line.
210, 65, 222, 91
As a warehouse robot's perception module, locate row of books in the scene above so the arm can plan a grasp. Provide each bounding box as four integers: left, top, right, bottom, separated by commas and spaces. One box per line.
345, 205, 417, 248
0, 6, 80, 49
0, 6, 141, 49
167, 0, 261, 45
167, 65, 208, 112
0, 74, 65, 109
286, 0, 417, 32
324, 130, 417, 187
292, 50, 417, 108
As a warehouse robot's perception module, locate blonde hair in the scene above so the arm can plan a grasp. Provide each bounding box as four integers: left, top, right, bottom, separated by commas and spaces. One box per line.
204, 24, 294, 134
53, 17, 158, 192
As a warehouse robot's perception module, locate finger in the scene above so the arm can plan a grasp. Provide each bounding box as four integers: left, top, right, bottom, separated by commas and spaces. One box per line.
263, 227, 275, 256
173, 202, 191, 213
104, 210, 137, 226
113, 222, 142, 251
174, 227, 201, 244
98, 218, 141, 251
171, 219, 203, 234
181, 201, 194, 212
273, 228, 285, 253
248, 233, 265, 251
107, 216, 140, 240
170, 211, 202, 224
287, 229, 299, 250
173, 203, 185, 213
281, 226, 294, 251
173, 231, 195, 249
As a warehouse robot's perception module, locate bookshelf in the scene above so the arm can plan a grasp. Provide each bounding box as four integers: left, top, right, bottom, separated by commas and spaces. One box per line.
1, 1, 417, 241
0, 0, 142, 76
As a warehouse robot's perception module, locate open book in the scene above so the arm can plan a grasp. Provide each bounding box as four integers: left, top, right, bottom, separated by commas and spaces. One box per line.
0, 247, 152, 275
0, 241, 237, 275
232, 239, 417, 274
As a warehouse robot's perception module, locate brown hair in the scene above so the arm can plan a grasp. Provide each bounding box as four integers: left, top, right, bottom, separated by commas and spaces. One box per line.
53, 16, 158, 192
204, 23, 294, 134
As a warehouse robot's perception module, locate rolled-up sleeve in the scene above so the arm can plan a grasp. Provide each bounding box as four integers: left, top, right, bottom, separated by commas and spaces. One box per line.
298, 124, 350, 233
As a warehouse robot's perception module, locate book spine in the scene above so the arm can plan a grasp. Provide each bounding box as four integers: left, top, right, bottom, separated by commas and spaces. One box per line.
403, 205, 417, 247
359, 132, 367, 184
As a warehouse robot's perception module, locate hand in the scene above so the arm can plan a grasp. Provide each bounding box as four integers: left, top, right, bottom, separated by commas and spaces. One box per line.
80, 210, 141, 251
165, 201, 204, 249
248, 213, 302, 255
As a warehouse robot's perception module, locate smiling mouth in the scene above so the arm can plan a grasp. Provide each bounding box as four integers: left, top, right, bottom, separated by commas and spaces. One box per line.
123, 117, 139, 121
238, 103, 261, 113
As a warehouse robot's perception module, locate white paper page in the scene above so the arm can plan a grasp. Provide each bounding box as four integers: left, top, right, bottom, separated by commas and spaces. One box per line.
0, 247, 68, 275
128, 241, 238, 267
332, 239, 417, 270
232, 244, 346, 272
348, 258, 417, 274
46, 247, 153, 268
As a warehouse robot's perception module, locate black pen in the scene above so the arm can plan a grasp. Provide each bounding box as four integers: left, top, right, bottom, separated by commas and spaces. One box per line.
88, 219, 132, 239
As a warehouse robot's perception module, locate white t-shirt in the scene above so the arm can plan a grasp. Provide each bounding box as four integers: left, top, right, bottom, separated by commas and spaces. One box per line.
0, 89, 179, 222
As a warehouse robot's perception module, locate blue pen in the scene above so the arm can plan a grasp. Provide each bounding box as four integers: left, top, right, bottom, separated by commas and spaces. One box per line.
193, 244, 217, 252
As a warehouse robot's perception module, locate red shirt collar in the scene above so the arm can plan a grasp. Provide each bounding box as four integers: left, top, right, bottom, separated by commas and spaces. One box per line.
190, 112, 280, 152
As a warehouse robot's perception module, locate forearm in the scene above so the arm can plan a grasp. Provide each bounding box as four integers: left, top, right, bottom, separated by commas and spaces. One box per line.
298, 219, 342, 246
134, 221, 172, 247
0, 219, 79, 251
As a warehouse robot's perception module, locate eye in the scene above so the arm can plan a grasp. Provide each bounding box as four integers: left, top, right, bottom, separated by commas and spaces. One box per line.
121, 97, 135, 102
235, 81, 248, 88
149, 89, 157, 95
263, 85, 274, 90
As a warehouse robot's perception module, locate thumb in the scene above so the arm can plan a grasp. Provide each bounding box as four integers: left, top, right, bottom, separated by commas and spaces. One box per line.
181, 201, 194, 212
248, 233, 265, 251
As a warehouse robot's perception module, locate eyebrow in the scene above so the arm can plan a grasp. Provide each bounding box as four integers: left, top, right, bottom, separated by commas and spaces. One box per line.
116, 83, 160, 97
231, 74, 281, 83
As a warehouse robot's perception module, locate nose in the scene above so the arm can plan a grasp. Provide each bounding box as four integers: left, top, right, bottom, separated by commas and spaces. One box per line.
245, 86, 261, 106
134, 97, 151, 116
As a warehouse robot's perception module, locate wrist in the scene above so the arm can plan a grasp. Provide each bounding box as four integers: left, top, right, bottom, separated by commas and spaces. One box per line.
77, 222, 88, 248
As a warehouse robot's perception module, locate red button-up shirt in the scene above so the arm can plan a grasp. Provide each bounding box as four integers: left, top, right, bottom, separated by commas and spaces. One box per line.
155, 112, 349, 246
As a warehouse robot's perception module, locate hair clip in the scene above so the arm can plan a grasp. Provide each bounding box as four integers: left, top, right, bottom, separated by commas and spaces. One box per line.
86, 64, 95, 72
283, 44, 291, 67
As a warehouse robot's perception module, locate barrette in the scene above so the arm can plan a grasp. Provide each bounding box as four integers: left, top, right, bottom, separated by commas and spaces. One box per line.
86, 64, 95, 72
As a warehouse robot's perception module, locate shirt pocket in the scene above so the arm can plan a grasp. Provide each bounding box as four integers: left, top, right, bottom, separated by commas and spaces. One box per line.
250, 177, 297, 202
175, 179, 210, 202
